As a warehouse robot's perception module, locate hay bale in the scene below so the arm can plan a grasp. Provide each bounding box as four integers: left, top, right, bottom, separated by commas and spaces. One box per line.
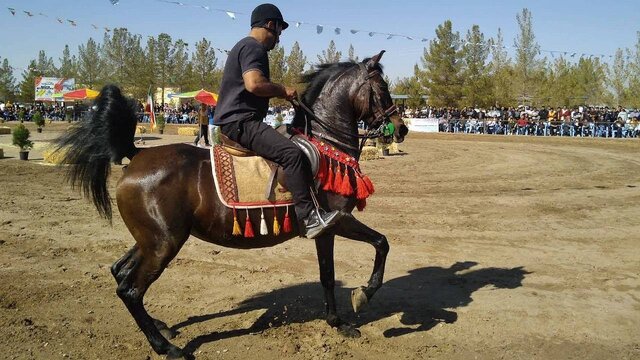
178, 127, 199, 136
0, 127, 10, 135
135, 126, 147, 134
43, 147, 69, 164
360, 146, 379, 161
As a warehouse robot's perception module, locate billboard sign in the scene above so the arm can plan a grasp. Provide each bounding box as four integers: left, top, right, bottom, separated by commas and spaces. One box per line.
35, 77, 75, 101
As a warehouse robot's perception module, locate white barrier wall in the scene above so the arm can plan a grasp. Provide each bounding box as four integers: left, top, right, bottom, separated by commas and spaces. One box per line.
406, 118, 439, 133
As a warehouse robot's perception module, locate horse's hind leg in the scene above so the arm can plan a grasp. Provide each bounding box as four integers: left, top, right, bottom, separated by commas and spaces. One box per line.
115, 234, 188, 359
111, 244, 176, 339
315, 234, 361, 338
334, 213, 389, 312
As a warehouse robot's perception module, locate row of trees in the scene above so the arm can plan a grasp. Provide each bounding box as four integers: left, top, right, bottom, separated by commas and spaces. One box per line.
0, 27, 359, 105
1, 8, 639, 109
395, 9, 640, 109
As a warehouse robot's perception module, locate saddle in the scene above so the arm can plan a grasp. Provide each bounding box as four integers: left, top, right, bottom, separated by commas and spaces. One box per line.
211, 127, 320, 209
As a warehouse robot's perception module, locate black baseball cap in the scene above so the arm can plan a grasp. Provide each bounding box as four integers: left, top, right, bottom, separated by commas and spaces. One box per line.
251, 4, 289, 30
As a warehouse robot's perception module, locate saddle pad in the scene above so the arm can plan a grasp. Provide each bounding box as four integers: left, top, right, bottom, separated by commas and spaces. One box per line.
211, 145, 293, 209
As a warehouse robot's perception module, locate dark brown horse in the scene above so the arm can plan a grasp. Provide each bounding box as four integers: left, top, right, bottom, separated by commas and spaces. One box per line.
55, 51, 408, 359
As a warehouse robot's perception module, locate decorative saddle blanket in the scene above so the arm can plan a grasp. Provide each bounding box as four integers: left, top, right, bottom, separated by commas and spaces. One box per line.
209, 133, 376, 238
210, 145, 294, 209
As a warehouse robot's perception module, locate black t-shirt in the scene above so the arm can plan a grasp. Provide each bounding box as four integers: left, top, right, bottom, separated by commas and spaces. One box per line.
214, 37, 270, 125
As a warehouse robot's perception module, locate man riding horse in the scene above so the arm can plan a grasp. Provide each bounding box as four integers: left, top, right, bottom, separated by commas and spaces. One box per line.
215, 3, 343, 239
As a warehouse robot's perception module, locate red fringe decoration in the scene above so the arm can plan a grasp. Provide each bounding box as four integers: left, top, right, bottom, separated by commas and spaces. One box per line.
322, 159, 334, 192
333, 163, 343, 191
316, 156, 327, 183
243, 209, 255, 238
355, 173, 370, 199
356, 198, 367, 211
283, 206, 292, 233
361, 174, 375, 195
340, 166, 353, 196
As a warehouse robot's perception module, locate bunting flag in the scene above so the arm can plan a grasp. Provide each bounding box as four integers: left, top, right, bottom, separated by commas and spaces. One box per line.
147, 88, 156, 130
3, 3, 623, 63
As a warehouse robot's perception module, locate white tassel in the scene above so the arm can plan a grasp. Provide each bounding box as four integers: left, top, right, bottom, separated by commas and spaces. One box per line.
260, 208, 268, 235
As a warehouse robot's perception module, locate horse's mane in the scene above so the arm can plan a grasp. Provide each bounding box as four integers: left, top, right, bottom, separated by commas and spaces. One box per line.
292, 59, 383, 128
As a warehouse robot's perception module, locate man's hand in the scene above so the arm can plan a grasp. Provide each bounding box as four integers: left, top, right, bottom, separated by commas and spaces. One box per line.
283, 86, 297, 101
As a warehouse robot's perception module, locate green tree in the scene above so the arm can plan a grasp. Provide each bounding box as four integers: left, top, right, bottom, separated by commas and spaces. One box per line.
544, 57, 575, 107
572, 57, 607, 106
608, 48, 629, 106
155, 33, 175, 102
35, 50, 56, 77
77, 38, 104, 88
123, 33, 147, 98
19, 60, 38, 102
58, 45, 77, 79
317, 40, 342, 64
627, 31, 640, 108
103, 28, 140, 88
191, 38, 219, 90
348, 44, 359, 62
513, 8, 542, 106
269, 44, 286, 105
392, 69, 424, 109
171, 39, 190, 92
488, 28, 514, 107
460, 25, 492, 107
0, 58, 17, 101
284, 41, 306, 87
417, 20, 462, 107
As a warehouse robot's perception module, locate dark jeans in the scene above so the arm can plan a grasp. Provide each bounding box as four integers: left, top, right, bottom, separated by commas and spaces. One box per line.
194, 124, 209, 145
219, 119, 315, 220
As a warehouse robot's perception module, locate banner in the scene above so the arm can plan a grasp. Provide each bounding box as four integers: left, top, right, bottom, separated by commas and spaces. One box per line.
35, 77, 75, 101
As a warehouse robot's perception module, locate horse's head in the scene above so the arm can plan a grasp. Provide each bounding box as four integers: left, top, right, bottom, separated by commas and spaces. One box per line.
354, 50, 409, 143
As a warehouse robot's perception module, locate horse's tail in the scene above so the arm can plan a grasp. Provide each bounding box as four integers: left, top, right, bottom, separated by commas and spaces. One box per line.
53, 84, 139, 221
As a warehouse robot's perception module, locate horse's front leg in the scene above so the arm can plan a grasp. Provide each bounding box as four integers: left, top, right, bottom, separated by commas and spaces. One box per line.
315, 233, 361, 338
334, 213, 389, 313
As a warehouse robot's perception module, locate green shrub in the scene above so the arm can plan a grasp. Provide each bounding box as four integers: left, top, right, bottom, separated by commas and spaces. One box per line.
12, 124, 34, 151
155, 114, 166, 130
33, 111, 45, 128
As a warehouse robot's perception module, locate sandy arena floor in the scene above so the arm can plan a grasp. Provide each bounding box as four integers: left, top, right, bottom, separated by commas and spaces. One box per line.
1, 124, 639, 359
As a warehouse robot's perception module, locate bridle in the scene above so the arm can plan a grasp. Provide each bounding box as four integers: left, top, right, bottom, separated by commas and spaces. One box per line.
293, 60, 398, 152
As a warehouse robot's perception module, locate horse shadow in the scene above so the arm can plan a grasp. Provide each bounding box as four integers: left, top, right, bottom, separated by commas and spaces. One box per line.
172, 261, 529, 355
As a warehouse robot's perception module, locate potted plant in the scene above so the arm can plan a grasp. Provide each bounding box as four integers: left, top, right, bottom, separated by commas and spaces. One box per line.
12, 123, 34, 160
156, 114, 166, 134
33, 111, 45, 133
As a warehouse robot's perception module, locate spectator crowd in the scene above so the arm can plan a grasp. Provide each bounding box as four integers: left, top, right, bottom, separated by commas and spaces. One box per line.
404, 106, 640, 138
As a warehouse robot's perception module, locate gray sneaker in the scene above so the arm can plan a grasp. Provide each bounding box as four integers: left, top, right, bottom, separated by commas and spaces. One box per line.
304, 209, 344, 239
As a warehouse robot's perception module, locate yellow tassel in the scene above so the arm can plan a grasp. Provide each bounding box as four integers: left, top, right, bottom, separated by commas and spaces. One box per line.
273, 208, 281, 236
232, 207, 242, 236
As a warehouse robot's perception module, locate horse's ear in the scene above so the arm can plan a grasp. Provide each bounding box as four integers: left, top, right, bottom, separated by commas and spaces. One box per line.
367, 50, 386, 69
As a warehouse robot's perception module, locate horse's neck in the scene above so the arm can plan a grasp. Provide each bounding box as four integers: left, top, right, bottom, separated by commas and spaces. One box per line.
311, 78, 361, 158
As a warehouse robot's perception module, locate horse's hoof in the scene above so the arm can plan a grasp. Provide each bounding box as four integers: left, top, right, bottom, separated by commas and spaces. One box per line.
165, 346, 189, 360
337, 323, 361, 338
351, 287, 368, 313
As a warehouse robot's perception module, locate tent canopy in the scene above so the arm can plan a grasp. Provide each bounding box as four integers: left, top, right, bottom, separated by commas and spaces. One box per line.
169, 89, 218, 106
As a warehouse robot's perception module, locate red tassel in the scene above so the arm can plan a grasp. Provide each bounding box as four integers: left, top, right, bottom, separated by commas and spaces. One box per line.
323, 159, 334, 191
316, 155, 327, 183
355, 173, 370, 199
362, 174, 375, 194
243, 209, 255, 238
356, 198, 367, 211
340, 166, 353, 196
283, 206, 292, 233
333, 163, 343, 192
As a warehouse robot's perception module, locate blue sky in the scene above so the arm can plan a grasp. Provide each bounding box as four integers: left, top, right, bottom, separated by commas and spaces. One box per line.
2, 0, 639, 83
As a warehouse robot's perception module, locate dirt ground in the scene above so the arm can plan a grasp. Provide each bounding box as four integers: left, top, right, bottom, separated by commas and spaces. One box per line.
1, 124, 639, 359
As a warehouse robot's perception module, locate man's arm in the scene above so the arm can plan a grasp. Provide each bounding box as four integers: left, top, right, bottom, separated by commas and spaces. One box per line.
243, 70, 296, 100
